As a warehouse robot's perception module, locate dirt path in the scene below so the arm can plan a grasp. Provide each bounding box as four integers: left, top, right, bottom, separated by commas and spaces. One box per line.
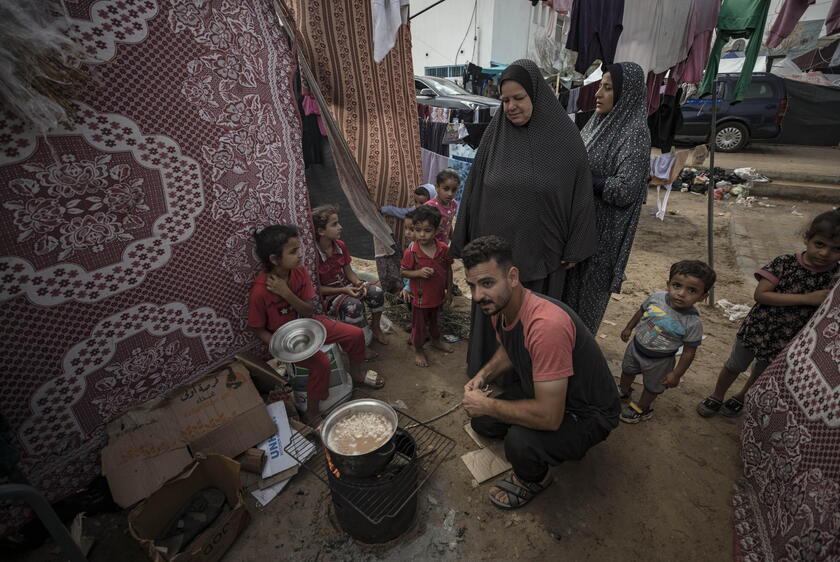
12, 192, 834, 562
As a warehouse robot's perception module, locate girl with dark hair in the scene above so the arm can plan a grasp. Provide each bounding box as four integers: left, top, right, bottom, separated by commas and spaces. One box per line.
248, 225, 386, 425
697, 210, 840, 418
312, 205, 388, 347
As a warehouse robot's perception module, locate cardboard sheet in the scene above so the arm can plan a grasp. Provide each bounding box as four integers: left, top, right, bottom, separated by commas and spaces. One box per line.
461, 423, 511, 483
461, 448, 511, 484
102, 362, 275, 507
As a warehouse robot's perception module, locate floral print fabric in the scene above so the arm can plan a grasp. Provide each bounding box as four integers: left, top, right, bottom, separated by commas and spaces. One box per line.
0, 0, 314, 533
733, 277, 840, 561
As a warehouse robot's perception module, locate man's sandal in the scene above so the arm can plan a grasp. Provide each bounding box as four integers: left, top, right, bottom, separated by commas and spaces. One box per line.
488, 474, 552, 510
696, 396, 723, 417
355, 369, 385, 389
721, 397, 744, 417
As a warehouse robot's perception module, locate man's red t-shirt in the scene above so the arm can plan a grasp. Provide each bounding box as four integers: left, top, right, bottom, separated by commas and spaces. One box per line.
492, 290, 576, 382
316, 239, 352, 288
247, 267, 316, 333
400, 240, 453, 309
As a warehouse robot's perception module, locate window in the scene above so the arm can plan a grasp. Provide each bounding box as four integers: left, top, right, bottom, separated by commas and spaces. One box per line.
415, 80, 429, 95
744, 81, 776, 100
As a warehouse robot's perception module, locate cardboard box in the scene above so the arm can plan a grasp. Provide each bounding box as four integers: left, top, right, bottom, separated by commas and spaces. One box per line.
128, 454, 249, 562
102, 362, 276, 508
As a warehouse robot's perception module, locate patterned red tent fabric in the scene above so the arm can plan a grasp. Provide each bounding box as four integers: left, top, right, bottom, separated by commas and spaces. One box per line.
0, 0, 315, 531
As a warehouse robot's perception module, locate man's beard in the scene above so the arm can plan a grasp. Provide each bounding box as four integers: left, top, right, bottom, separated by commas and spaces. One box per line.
476, 292, 510, 316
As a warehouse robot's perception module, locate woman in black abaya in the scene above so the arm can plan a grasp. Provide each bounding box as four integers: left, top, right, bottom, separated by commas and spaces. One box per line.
451, 59, 597, 377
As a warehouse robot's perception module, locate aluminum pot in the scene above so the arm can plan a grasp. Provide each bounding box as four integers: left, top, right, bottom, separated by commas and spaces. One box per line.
321, 399, 398, 478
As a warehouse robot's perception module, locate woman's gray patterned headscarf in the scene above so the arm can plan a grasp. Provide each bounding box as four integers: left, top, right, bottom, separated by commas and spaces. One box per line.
581, 62, 649, 180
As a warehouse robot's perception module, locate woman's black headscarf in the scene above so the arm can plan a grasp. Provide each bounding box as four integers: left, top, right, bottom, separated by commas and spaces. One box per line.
603, 63, 624, 106
500, 64, 535, 103
451, 59, 597, 283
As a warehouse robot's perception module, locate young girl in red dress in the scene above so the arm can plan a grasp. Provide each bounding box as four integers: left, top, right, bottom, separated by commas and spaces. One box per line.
247, 225, 385, 425
312, 205, 388, 347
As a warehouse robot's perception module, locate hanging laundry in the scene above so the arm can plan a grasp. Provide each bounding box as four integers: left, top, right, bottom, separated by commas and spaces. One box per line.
648, 87, 684, 152
827, 0, 840, 36
430, 107, 451, 123
767, 0, 815, 48
567, 86, 580, 113
670, 0, 722, 85
287, 0, 422, 262
417, 102, 431, 119
447, 156, 473, 203
371, 0, 410, 63
615, 0, 694, 76
649, 149, 690, 220
650, 153, 677, 182
450, 143, 478, 159
698, 0, 772, 104
302, 93, 327, 135
418, 118, 449, 155
645, 71, 667, 115
577, 81, 599, 112
565, 0, 625, 74
464, 123, 489, 149
421, 148, 450, 185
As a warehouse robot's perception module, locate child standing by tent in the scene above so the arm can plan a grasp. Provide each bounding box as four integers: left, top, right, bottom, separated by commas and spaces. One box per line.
401, 206, 454, 367
697, 210, 840, 417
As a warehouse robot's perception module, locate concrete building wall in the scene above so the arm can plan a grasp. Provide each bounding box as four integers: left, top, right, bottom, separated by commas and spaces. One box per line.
409, 0, 496, 76
490, 0, 531, 66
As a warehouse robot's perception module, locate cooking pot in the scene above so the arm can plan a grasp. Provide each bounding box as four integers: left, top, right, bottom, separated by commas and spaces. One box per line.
321, 399, 398, 478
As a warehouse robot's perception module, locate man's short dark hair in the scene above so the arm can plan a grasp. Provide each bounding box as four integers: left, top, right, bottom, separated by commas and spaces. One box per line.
462, 235, 513, 270
669, 260, 716, 292
412, 205, 441, 229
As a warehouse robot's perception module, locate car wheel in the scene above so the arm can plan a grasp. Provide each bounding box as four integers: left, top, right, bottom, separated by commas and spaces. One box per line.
715, 122, 749, 152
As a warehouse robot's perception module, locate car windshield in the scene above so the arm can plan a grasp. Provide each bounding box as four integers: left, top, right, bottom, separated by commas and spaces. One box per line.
424, 77, 470, 96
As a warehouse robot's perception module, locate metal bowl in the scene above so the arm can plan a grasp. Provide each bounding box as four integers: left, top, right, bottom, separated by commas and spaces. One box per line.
269, 318, 327, 362
321, 399, 398, 457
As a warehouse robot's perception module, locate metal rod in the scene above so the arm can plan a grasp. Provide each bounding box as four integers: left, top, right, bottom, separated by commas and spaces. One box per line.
707, 79, 718, 307
409, 0, 447, 21
0, 484, 87, 562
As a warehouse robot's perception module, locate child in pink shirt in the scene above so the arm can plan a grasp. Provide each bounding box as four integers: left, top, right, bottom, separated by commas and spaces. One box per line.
425, 168, 460, 244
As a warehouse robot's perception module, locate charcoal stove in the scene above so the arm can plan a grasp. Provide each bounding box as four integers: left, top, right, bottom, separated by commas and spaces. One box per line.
285, 408, 454, 544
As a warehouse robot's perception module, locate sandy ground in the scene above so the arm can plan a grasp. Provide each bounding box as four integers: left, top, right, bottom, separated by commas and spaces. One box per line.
9, 191, 833, 562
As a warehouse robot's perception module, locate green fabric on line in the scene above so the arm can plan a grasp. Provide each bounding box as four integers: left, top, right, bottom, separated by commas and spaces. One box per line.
698, 0, 772, 104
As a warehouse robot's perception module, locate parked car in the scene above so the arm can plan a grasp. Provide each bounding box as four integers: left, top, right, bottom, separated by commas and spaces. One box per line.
676, 73, 788, 152
414, 75, 501, 112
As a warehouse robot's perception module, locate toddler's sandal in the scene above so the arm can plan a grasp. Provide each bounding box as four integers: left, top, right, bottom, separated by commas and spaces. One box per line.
721, 397, 744, 417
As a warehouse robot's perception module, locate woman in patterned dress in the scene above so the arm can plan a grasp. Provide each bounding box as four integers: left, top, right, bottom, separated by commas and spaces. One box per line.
563, 62, 652, 335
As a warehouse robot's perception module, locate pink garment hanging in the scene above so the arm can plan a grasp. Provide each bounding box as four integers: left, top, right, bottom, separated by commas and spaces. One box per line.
670, 0, 721, 85
302, 94, 327, 136
767, 0, 815, 48
646, 71, 667, 115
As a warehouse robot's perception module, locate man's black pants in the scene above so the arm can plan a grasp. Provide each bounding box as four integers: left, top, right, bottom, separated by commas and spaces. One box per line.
470, 388, 611, 483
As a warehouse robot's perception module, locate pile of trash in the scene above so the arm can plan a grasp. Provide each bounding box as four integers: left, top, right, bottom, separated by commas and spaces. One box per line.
673, 166, 770, 200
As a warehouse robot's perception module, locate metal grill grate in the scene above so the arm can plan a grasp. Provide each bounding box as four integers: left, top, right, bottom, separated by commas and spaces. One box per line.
284, 409, 454, 524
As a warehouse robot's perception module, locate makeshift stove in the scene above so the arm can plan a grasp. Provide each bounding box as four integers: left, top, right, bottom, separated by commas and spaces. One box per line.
285, 410, 454, 544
